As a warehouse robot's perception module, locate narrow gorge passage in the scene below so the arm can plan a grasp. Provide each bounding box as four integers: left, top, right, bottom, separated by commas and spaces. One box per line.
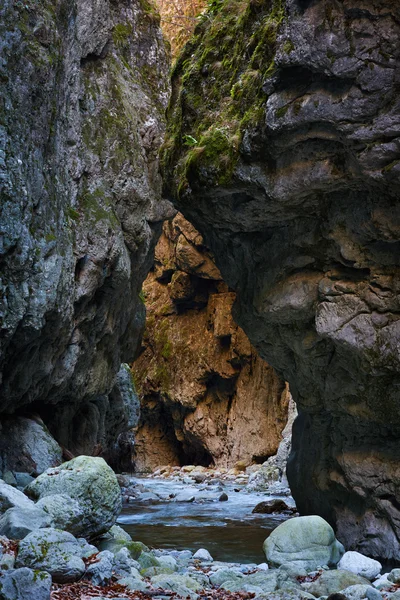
0, 0, 400, 598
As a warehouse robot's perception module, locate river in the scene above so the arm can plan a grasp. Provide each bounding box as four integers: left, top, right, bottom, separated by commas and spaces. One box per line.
117, 476, 295, 564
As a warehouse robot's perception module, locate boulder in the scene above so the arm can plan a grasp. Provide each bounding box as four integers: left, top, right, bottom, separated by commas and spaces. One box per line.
252, 499, 294, 514
0, 567, 51, 600
264, 516, 344, 569
308, 570, 371, 598
25, 456, 121, 538
0, 506, 51, 539
0, 417, 62, 476
0, 482, 34, 513
338, 551, 382, 580
193, 548, 213, 561
16, 528, 85, 583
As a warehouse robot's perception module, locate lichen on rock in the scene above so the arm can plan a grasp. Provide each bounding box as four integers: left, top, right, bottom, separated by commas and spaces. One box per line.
0, 0, 171, 457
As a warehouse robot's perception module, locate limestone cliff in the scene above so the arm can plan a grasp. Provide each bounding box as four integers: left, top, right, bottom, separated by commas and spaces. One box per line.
164, 0, 400, 558
0, 0, 170, 459
132, 214, 291, 470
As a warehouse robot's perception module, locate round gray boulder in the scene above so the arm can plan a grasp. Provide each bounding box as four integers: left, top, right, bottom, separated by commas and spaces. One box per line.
263, 515, 345, 570
16, 528, 85, 583
25, 456, 121, 538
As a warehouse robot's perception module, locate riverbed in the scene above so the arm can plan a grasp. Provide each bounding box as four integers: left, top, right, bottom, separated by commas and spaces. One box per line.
117, 476, 295, 564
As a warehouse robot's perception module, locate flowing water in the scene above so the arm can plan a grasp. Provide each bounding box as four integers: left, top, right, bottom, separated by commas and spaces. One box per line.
118, 477, 294, 564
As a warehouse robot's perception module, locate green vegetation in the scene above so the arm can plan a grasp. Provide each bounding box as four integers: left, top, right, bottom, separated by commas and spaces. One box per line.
162, 0, 287, 196
112, 23, 133, 47
79, 187, 118, 225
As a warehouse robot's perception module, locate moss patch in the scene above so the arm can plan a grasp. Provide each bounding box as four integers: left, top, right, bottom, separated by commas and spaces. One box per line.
162, 0, 286, 196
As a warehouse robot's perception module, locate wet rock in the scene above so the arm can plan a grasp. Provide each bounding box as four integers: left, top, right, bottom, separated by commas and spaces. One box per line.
308, 570, 370, 598
338, 552, 382, 581
252, 499, 294, 514
176, 492, 195, 502
0, 505, 52, 539
219, 492, 228, 501
0, 567, 51, 600
25, 456, 121, 538
16, 528, 85, 583
264, 516, 344, 569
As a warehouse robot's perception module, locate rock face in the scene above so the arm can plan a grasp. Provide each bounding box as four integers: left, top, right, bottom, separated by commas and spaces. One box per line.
0, 417, 62, 476
164, 0, 400, 558
0, 0, 169, 457
132, 213, 291, 469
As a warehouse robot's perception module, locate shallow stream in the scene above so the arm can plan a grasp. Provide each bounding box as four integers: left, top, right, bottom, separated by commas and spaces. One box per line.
118, 476, 294, 564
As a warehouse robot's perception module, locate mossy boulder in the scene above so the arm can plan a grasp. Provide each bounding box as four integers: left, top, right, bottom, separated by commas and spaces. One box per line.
264, 516, 344, 570
25, 456, 121, 538
16, 528, 85, 583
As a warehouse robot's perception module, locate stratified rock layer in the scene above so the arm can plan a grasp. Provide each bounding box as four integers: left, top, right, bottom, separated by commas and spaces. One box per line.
0, 0, 170, 455
164, 0, 400, 558
132, 214, 290, 469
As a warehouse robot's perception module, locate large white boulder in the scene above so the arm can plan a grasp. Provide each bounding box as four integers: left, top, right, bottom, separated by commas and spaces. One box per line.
263, 515, 345, 570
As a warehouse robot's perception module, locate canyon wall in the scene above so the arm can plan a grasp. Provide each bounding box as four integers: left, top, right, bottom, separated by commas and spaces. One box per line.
0, 0, 170, 462
132, 213, 291, 471
163, 0, 400, 558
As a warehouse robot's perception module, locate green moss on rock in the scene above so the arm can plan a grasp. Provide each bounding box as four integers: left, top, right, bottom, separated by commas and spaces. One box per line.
162, 0, 286, 196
